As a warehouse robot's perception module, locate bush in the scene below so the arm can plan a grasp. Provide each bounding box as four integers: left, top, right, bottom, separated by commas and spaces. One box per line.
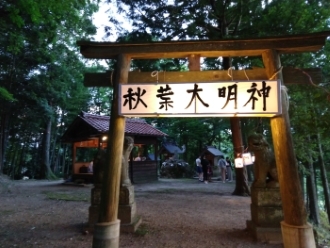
160, 159, 191, 178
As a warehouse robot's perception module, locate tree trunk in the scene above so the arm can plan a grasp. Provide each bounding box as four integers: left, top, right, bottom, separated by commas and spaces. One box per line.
17, 135, 30, 179
241, 118, 254, 183
317, 133, 330, 224
0, 113, 9, 174
299, 169, 305, 204
50, 134, 57, 173
188, 54, 201, 163
0, 116, 4, 174
231, 117, 250, 196
61, 144, 67, 176
305, 136, 320, 225
212, 3, 250, 196
222, 57, 250, 196
10, 143, 19, 179
41, 118, 56, 179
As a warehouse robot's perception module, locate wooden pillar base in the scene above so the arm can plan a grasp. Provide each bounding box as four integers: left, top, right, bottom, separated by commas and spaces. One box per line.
281, 221, 315, 248
92, 220, 120, 248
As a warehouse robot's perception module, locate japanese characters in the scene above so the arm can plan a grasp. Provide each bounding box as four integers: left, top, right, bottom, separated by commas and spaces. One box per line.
120, 80, 280, 117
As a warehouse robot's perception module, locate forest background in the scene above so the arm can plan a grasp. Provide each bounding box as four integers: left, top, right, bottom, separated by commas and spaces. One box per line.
1, 0, 330, 239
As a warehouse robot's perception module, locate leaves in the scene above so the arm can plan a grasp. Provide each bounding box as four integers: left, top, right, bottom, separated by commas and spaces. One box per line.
0, 87, 15, 101
0, 0, 100, 177
90, 1, 325, 171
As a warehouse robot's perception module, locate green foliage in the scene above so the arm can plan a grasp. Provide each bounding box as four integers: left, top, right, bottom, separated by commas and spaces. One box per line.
0, 87, 15, 101
314, 211, 330, 246
0, 0, 100, 178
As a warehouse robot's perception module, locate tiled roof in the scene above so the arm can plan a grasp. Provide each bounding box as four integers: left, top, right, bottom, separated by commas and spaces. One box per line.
204, 146, 224, 156
81, 112, 167, 137
80, 113, 109, 133
161, 142, 184, 154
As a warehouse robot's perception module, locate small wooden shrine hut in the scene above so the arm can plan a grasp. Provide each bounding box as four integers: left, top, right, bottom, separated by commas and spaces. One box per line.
201, 145, 224, 166
158, 141, 186, 160
61, 111, 167, 183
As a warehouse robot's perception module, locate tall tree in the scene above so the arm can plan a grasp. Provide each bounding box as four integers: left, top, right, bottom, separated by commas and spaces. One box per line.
0, 0, 100, 178
316, 133, 330, 224
305, 136, 320, 225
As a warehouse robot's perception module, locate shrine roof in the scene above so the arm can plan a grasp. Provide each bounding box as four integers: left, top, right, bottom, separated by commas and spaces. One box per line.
161, 142, 185, 155
77, 31, 330, 59
203, 146, 224, 157
61, 112, 167, 142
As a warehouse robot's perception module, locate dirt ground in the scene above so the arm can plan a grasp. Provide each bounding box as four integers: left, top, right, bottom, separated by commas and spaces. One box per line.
0, 176, 287, 248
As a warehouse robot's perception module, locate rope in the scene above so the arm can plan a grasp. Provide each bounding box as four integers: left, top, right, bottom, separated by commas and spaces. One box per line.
110, 70, 114, 86
227, 67, 234, 80
294, 67, 330, 101
243, 68, 249, 80
269, 66, 283, 80
151, 71, 159, 83
268, 66, 289, 111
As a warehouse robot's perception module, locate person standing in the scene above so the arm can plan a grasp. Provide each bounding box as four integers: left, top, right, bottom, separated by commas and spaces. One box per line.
134, 153, 142, 161
207, 160, 213, 182
218, 155, 227, 183
201, 154, 209, 184
226, 157, 233, 182
195, 155, 203, 182
87, 160, 94, 173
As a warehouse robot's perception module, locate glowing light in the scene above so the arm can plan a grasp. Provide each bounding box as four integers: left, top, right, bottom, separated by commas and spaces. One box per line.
242, 153, 253, 166
235, 158, 244, 168
119, 80, 281, 117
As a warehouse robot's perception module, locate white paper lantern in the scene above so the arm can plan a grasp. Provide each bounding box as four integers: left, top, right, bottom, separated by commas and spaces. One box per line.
235, 158, 244, 168
242, 152, 253, 166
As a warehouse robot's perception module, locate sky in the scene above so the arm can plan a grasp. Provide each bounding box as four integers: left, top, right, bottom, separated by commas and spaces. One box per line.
92, 3, 111, 41
92, 2, 132, 42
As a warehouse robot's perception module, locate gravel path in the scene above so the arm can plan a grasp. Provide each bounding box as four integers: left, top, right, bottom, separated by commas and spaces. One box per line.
0, 177, 284, 247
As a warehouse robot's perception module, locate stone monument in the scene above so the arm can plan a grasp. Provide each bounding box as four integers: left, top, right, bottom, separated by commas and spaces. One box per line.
118, 136, 142, 232
246, 133, 283, 244
87, 136, 142, 233
87, 148, 106, 231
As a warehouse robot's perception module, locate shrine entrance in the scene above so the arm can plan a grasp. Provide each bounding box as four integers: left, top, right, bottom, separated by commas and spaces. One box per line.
77, 31, 330, 248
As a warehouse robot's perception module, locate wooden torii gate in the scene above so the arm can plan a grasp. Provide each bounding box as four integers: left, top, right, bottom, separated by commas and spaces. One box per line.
77, 31, 330, 248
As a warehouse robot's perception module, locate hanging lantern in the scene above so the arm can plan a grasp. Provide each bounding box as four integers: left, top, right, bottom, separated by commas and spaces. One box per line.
242, 152, 253, 166
234, 158, 244, 168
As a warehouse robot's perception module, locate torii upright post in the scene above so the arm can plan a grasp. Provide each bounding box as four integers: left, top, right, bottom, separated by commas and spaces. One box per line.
263, 49, 315, 248
92, 54, 131, 248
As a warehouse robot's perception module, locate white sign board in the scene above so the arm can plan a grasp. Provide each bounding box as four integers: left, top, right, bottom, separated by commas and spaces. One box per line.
119, 80, 281, 117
